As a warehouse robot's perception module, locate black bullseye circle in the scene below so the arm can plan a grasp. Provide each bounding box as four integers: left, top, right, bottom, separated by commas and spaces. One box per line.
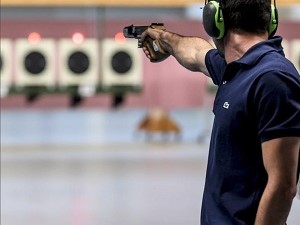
68, 51, 90, 74
111, 51, 132, 74
24, 51, 46, 74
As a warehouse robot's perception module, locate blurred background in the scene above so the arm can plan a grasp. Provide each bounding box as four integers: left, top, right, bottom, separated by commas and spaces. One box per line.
1, 1, 300, 225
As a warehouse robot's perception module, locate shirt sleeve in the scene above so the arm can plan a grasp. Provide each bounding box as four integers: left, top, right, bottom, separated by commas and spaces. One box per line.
253, 71, 300, 143
205, 49, 227, 86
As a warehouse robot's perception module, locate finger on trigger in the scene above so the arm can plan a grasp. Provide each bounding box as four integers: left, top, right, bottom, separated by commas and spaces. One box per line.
140, 28, 149, 42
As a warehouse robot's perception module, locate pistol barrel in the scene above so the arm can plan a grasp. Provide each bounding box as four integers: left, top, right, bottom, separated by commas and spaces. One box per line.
123, 25, 149, 38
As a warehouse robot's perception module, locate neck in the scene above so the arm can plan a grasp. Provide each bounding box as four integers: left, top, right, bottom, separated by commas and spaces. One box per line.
223, 31, 269, 63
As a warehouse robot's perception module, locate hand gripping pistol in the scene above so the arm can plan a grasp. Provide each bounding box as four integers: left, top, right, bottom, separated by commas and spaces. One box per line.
123, 23, 170, 62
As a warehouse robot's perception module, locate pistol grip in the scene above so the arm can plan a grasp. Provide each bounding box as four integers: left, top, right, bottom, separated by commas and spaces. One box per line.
143, 36, 170, 63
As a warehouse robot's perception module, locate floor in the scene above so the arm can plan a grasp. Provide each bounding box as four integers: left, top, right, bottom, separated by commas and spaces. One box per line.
1, 108, 299, 225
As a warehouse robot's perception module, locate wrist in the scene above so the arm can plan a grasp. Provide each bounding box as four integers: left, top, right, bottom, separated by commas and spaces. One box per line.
159, 31, 177, 55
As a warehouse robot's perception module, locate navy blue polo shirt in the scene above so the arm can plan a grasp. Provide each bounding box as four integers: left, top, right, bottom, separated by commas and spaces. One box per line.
201, 36, 300, 225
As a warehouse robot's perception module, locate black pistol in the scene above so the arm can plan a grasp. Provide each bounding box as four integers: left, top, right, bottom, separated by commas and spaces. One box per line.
123, 23, 170, 62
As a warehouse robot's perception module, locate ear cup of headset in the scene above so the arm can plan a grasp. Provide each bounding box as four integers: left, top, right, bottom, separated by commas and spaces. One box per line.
203, 1, 278, 39
203, 1, 225, 39
269, 4, 278, 37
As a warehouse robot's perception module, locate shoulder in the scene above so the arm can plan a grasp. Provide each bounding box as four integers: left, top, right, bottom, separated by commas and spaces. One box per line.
251, 69, 300, 104
251, 48, 300, 91
205, 49, 226, 85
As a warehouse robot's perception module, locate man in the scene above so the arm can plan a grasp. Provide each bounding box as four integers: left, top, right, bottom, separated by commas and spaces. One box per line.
140, 0, 300, 224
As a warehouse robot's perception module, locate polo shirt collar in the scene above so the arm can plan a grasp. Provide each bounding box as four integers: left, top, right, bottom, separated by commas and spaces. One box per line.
234, 36, 284, 66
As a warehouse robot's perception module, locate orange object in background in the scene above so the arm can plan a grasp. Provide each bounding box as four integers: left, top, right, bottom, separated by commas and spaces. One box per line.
138, 108, 180, 135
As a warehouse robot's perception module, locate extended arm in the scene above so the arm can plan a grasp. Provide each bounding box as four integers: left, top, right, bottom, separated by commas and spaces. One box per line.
255, 137, 300, 225
140, 28, 214, 76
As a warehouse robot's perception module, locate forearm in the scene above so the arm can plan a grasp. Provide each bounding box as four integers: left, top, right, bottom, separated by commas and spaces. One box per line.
142, 29, 213, 75
164, 32, 213, 73
159, 31, 213, 74
257, 137, 300, 225
255, 183, 297, 225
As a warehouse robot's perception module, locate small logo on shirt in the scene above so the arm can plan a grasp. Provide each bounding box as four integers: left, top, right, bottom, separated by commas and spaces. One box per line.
223, 102, 230, 109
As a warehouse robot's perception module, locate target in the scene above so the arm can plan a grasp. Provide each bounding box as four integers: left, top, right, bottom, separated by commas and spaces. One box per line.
0, 39, 13, 90
58, 38, 99, 87
291, 39, 300, 73
101, 39, 142, 87
15, 38, 55, 87
282, 39, 290, 60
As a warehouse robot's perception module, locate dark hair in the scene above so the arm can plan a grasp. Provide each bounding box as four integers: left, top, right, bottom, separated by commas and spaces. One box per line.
221, 0, 272, 35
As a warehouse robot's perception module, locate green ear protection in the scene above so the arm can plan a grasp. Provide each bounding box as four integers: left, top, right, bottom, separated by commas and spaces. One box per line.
269, 4, 278, 37
203, 0, 278, 39
203, 0, 225, 39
